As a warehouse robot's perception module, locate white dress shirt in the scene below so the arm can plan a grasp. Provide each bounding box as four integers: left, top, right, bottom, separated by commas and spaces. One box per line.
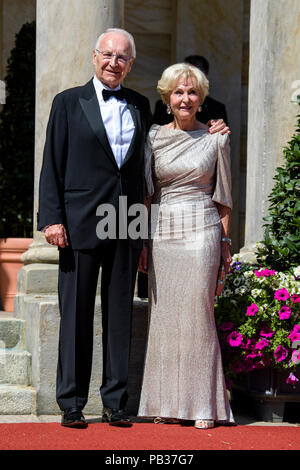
93, 76, 135, 168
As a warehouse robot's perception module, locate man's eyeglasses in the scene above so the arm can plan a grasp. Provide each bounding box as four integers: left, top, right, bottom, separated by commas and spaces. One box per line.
95, 50, 132, 64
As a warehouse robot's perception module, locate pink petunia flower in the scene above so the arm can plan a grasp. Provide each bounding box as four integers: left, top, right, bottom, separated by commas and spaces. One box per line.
227, 331, 243, 347
286, 372, 299, 384
288, 325, 300, 343
291, 294, 300, 303
259, 326, 275, 338
263, 269, 276, 277
278, 306, 292, 320
255, 338, 269, 350
241, 339, 253, 350
274, 288, 290, 301
254, 268, 275, 278
274, 345, 289, 362
291, 350, 300, 365
254, 269, 263, 278
219, 322, 234, 331
288, 325, 300, 342
288, 332, 300, 342
245, 351, 262, 360
246, 303, 259, 316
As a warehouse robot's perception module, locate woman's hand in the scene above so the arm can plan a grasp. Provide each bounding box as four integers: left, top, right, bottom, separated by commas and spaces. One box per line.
221, 242, 232, 275
215, 263, 226, 297
138, 243, 149, 274
215, 243, 232, 296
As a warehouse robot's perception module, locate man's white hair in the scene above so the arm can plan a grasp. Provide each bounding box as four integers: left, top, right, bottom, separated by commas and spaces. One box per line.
95, 28, 136, 58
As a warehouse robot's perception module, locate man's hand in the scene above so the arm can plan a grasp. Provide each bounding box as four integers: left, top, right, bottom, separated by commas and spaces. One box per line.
138, 243, 148, 274
207, 119, 231, 135
44, 224, 69, 248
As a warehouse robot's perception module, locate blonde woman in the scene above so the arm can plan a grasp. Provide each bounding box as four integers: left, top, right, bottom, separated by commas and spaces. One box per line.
138, 63, 234, 429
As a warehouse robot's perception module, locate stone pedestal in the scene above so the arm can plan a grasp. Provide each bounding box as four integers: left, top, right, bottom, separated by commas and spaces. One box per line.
15, 263, 148, 415
15, 264, 104, 414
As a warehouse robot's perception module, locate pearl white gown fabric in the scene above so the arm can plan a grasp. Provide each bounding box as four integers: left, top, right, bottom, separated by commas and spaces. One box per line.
138, 124, 234, 422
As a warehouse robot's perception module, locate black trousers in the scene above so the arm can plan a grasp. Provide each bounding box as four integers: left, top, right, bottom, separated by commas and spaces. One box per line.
56, 240, 140, 411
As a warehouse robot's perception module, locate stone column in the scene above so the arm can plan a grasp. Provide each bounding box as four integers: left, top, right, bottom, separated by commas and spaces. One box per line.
15, 0, 124, 414
22, 0, 124, 265
241, 0, 300, 261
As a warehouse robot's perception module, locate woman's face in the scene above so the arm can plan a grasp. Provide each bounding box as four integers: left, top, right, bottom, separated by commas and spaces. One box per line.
168, 75, 201, 121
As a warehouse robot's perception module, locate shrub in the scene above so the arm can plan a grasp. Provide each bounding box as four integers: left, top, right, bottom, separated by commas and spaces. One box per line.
256, 97, 300, 272
0, 21, 36, 237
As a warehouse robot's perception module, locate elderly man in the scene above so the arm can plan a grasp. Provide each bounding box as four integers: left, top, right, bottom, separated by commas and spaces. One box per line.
38, 28, 229, 428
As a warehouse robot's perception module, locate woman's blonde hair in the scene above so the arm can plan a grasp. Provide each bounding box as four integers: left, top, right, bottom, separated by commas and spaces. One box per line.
157, 63, 209, 104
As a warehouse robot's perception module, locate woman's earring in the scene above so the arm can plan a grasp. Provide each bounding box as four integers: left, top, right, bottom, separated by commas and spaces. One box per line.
198, 105, 202, 112
167, 104, 172, 115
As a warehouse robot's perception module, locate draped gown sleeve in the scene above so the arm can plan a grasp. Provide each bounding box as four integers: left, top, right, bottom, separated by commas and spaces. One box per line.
212, 133, 233, 209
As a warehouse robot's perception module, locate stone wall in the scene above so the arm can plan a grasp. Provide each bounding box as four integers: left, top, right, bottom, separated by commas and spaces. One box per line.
125, 0, 247, 252
0, 0, 35, 77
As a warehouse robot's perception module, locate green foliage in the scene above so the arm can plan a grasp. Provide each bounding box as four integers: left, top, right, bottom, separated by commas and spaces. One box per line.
256, 97, 300, 272
0, 21, 36, 237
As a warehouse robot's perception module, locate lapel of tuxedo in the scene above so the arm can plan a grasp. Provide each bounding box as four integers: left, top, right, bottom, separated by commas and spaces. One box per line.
121, 88, 142, 166
79, 81, 117, 168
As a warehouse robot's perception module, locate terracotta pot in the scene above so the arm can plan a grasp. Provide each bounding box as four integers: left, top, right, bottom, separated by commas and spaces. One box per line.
0, 238, 33, 312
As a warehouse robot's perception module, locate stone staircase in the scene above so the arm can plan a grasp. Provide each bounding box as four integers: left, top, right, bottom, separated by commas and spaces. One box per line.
0, 264, 149, 416
0, 312, 36, 414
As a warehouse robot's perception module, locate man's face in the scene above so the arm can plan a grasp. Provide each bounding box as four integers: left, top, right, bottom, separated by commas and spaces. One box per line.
93, 32, 134, 89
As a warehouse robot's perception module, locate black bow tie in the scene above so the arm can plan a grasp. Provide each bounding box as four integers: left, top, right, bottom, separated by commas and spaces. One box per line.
102, 88, 125, 101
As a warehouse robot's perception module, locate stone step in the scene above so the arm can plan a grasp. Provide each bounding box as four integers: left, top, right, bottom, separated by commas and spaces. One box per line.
0, 316, 26, 350
0, 384, 36, 414
0, 349, 31, 385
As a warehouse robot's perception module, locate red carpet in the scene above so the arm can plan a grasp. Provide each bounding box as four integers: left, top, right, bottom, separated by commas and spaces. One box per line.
0, 423, 300, 450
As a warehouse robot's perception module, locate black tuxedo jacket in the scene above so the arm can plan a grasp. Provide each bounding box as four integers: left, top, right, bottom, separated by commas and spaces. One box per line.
37, 79, 152, 250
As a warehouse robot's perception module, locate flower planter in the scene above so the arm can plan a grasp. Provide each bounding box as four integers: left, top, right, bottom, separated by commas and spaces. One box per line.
233, 367, 300, 422
0, 238, 33, 312
215, 256, 300, 422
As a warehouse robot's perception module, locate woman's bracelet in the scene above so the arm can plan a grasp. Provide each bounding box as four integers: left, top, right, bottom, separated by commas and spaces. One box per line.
221, 237, 232, 245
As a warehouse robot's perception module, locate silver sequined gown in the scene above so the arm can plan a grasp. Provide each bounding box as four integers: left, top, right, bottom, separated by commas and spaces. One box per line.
138, 124, 234, 422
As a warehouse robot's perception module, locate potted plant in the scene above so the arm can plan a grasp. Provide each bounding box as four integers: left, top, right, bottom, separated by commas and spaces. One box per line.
0, 22, 35, 312
215, 98, 300, 421
215, 257, 300, 421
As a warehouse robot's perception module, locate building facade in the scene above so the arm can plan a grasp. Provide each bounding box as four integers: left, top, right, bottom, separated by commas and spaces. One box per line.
0, 0, 300, 414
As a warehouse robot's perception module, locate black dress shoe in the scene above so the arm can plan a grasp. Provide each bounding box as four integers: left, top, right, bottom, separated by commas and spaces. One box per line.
102, 407, 132, 427
61, 408, 88, 428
